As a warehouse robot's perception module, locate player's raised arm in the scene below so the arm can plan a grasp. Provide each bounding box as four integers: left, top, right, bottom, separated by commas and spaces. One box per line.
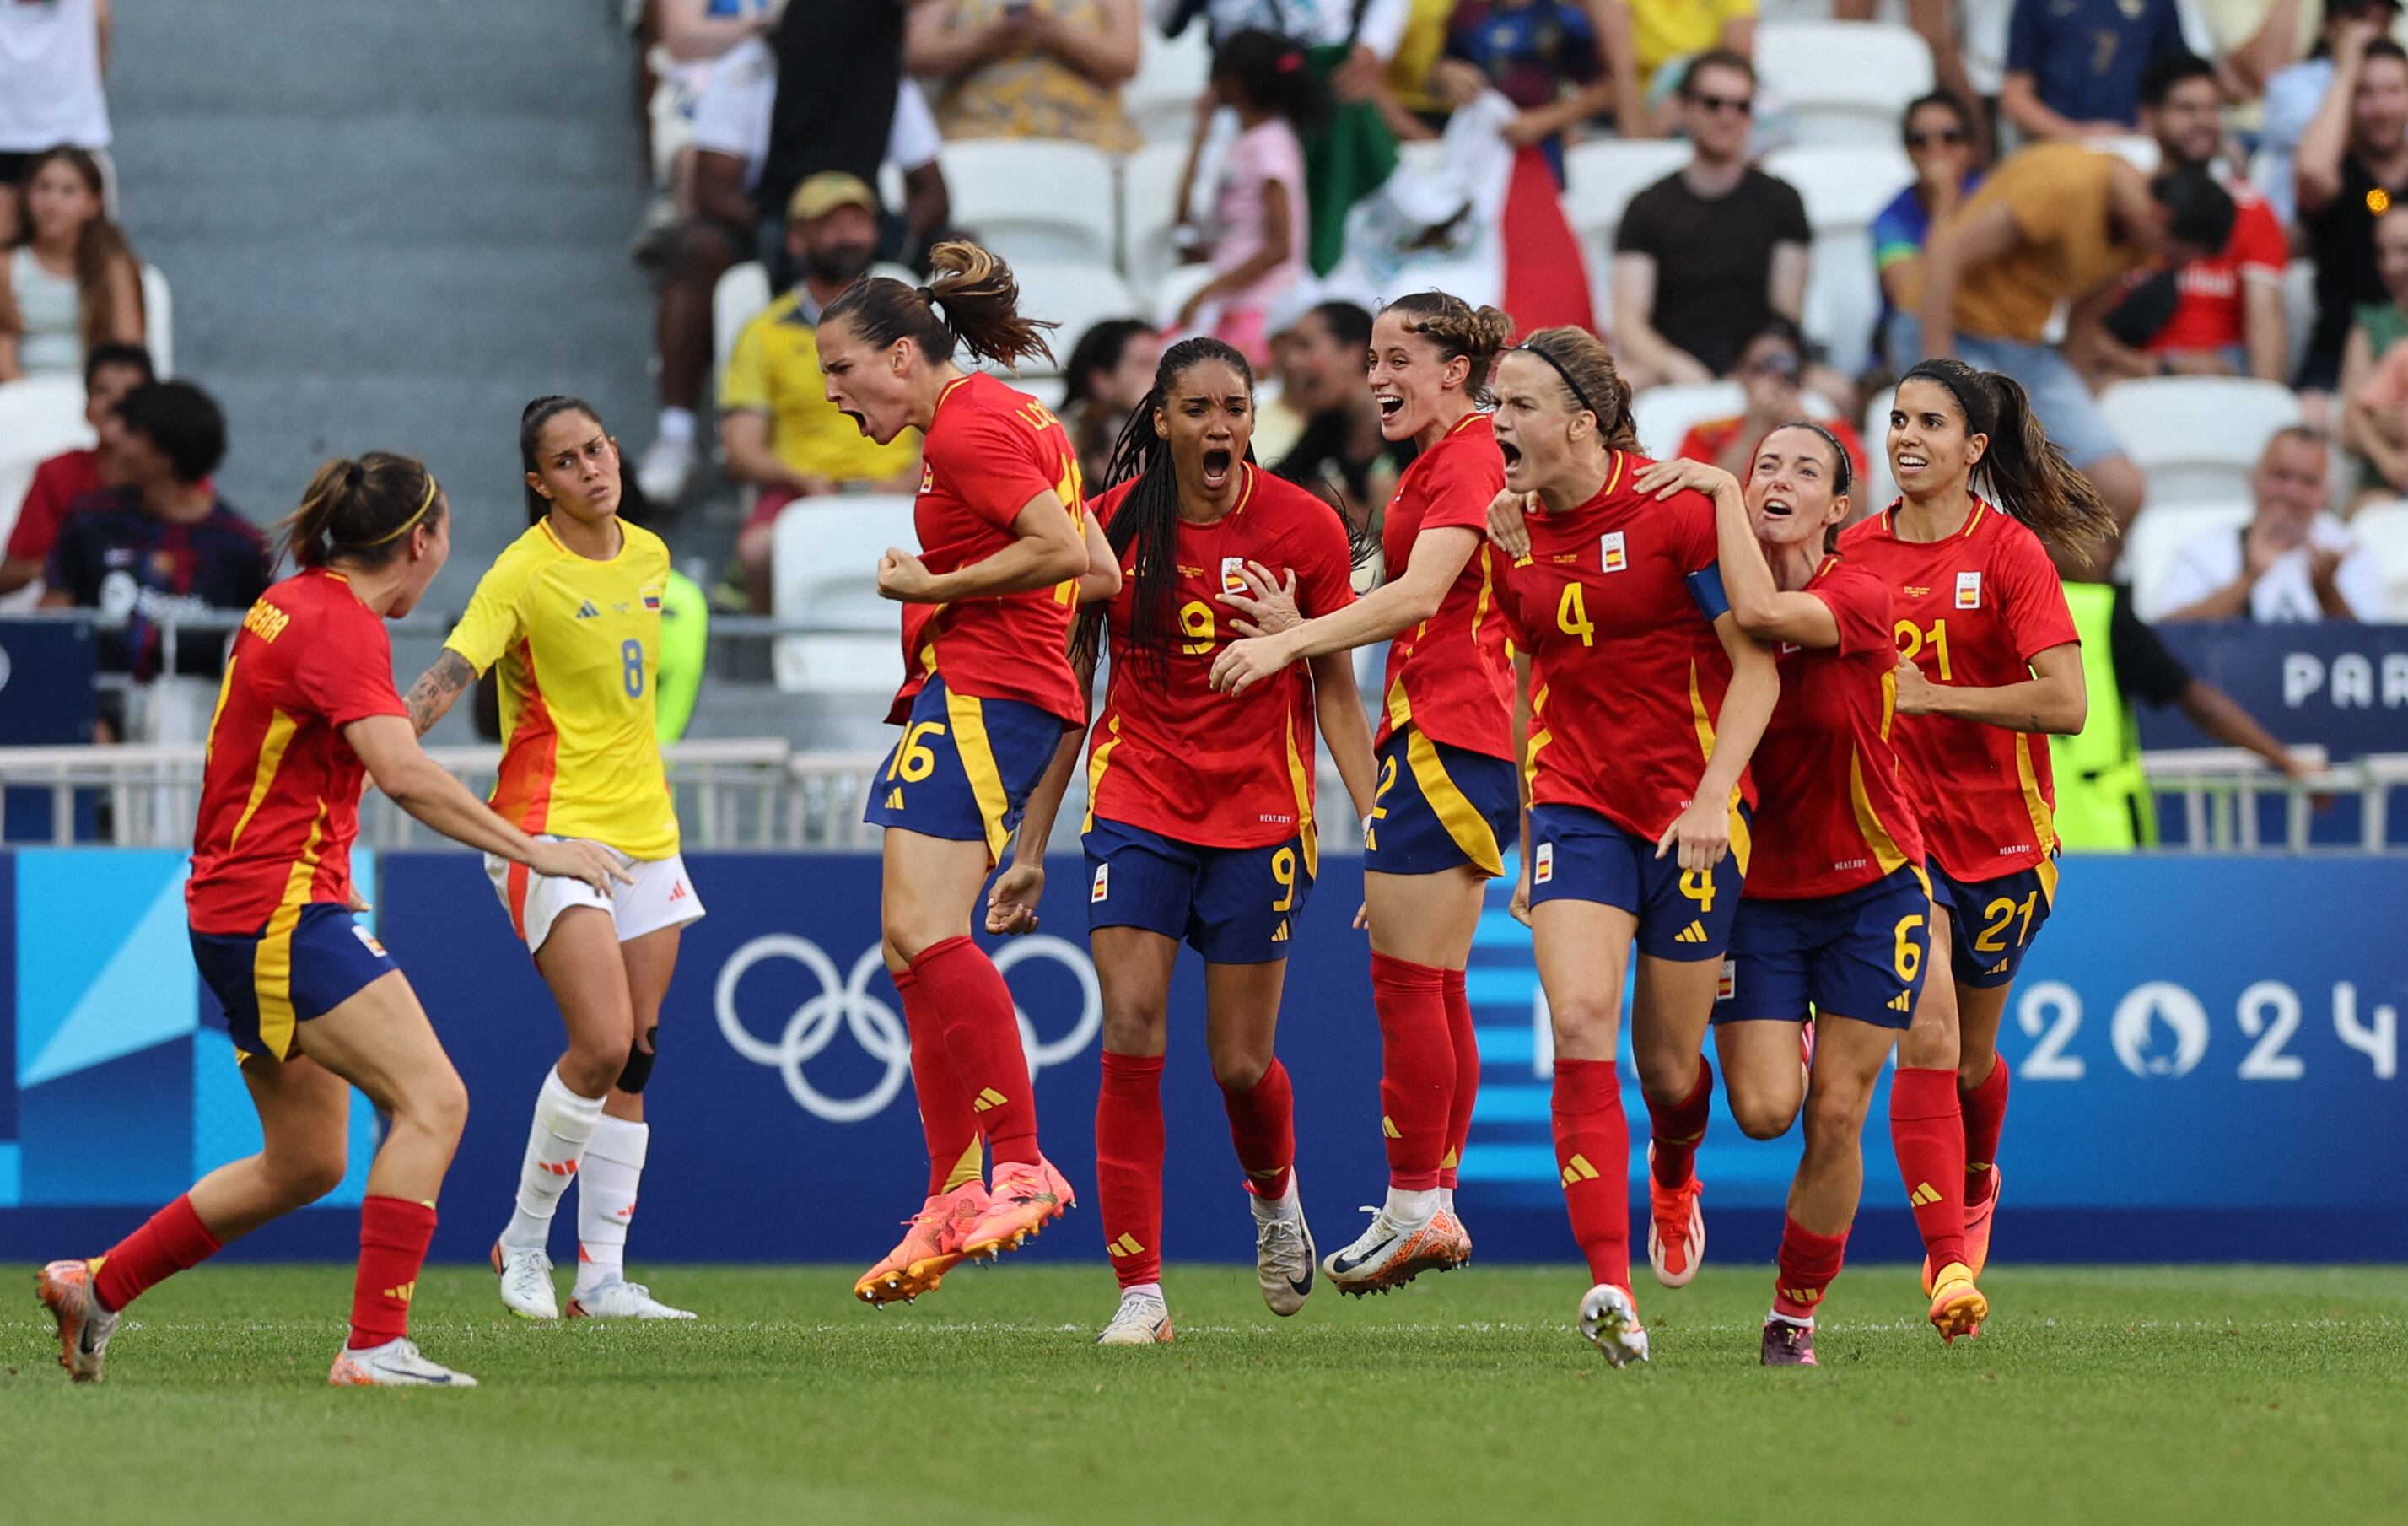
342, 714, 627, 892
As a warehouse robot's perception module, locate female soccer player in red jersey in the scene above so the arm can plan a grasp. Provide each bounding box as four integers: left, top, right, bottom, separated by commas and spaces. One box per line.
1631, 427, 1976, 1364
997, 337, 1379, 1344
36, 455, 624, 1388
1484, 328, 1778, 1367
1209, 292, 1520, 1295
817, 241, 1123, 1303
405, 396, 708, 1324
1840, 357, 2109, 1311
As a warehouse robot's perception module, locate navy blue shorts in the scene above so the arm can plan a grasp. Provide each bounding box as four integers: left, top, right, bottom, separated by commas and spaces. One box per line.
1720, 866, 1934, 1030
1929, 855, 2059, 988
1527, 801, 1750, 961
1363, 726, 1518, 878
864, 674, 1069, 862
1084, 817, 1314, 964
191, 903, 400, 1061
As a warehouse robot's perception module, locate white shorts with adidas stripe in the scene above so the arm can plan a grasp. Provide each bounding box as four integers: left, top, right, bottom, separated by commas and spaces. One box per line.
483, 838, 705, 954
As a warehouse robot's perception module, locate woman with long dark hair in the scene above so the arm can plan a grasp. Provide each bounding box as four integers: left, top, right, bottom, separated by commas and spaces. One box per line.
0, 145, 142, 380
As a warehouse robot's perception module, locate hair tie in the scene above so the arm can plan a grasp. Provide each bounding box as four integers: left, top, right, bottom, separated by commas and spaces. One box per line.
916, 284, 940, 309
1277, 50, 1303, 72
343, 460, 366, 490
358, 474, 439, 547
1514, 342, 1596, 418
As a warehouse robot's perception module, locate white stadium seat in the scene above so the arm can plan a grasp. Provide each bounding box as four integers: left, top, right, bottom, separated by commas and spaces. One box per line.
2347, 501, 2408, 618
1126, 24, 1210, 146
1120, 139, 1194, 291
1562, 138, 1692, 317
1862, 386, 1897, 511
141, 264, 174, 379
999, 260, 1146, 380
772, 493, 917, 694
1753, 22, 1932, 147
2125, 499, 2252, 620
0, 376, 93, 552
2098, 377, 2303, 506
713, 262, 772, 378
940, 139, 1119, 267
1766, 144, 1913, 379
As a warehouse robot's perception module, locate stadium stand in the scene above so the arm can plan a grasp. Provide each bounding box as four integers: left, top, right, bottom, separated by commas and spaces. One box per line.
1753, 21, 1934, 146
2098, 376, 2305, 507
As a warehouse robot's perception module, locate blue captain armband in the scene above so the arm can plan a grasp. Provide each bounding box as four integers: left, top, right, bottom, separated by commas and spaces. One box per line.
1685, 563, 1731, 623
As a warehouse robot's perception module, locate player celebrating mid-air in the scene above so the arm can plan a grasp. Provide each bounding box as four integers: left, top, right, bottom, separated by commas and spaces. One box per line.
1210, 292, 1518, 1295
38, 454, 626, 1388
1484, 328, 1778, 1366
1630, 428, 1964, 1362
1842, 359, 2103, 1313
999, 336, 1379, 1343
406, 396, 705, 1324
822, 242, 1122, 1305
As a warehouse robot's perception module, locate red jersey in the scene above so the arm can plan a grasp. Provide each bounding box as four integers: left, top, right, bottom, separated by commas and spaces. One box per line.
1374, 412, 1514, 760
186, 569, 408, 934
1744, 559, 1926, 900
1085, 465, 1356, 850
6, 448, 102, 563
1500, 451, 1753, 838
892, 371, 1088, 725
2143, 183, 2287, 355
1839, 499, 2079, 884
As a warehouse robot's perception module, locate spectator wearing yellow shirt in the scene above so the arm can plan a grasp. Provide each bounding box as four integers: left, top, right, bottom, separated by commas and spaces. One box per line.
720, 172, 923, 612
1615, 0, 1753, 102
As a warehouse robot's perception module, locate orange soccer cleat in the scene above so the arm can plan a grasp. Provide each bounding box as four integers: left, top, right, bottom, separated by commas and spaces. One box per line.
1927, 1262, 1989, 1345
1323, 1205, 1472, 1296
1646, 1146, 1707, 1289
1963, 1167, 2002, 1281
35, 1259, 119, 1383
959, 1157, 1076, 1263
855, 1179, 991, 1306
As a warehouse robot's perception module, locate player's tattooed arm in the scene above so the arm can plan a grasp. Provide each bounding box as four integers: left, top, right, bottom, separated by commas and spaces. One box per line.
404, 650, 477, 736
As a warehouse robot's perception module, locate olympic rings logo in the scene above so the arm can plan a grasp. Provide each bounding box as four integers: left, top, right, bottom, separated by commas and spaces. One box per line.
714, 934, 1102, 1123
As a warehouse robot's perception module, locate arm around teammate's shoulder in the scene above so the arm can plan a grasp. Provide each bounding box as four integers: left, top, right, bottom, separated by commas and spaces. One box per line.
342, 714, 631, 892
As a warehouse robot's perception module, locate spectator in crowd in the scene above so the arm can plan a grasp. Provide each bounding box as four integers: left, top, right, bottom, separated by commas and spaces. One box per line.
634, 36, 947, 504
1376, 0, 1464, 137
2157, 427, 2386, 621
2085, 53, 2288, 384
1612, 51, 1810, 389
2001, 0, 2190, 141
1873, 90, 1985, 374
2339, 203, 2408, 499
0, 339, 152, 596
1673, 318, 1869, 484
1427, 0, 1637, 177
908, 0, 1143, 151
719, 174, 925, 613
628, 0, 780, 262
0, 0, 111, 248
1059, 317, 1161, 488
1911, 142, 2236, 537
1269, 299, 1410, 530
0, 145, 142, 381
2206, 0, 2315, 110
2262, 0, 2398, 226
1618, 0, 1753, 102
1174, 29, 1316, 365
755, 0, 908, 245
2297, 29, 2408, 400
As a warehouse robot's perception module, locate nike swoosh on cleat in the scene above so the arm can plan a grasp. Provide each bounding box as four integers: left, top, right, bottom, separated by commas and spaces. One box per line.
1288, 1270, 1313, 1297
1329, 1236, 1398, 1275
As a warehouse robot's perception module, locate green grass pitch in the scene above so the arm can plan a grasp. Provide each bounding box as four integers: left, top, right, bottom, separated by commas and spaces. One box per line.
8, 1264, 2405, 1523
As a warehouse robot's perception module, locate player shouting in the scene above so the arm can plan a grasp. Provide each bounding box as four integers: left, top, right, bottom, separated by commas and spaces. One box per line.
822, 242, 1122, 1305
1000, 337, 1379, 1344
1843, 359, 2104, 1319
1210, 292, 1520, 1296
1485, 328, 1778, 1367
37, 453, 625, 1388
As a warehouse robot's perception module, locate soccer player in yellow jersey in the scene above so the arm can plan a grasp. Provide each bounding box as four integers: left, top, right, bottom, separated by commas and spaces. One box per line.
405, 396, 705, 1323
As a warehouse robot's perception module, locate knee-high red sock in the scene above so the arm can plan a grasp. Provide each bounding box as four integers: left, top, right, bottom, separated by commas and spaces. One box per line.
910, 936, 1040, 1167
1371, 952, 1454, 1191
894, 963, 983, 1195
1645, 1056, 1715, 1189
1551, 1057, 1631, 1289
1960, 1056, 2010, 1208
1772, 1215, 1850, 1322
1096, 1051, 1165, 1289
1220, 1058, 1296, 1201
92, 1194, 223, 1312
1439, 968, 1479, 1191
1891, 1067, 1969, 1272
349, 1196, 437, 1351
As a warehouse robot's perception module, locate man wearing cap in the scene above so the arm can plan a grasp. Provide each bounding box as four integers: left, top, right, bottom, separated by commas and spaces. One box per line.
718, 171, 924, 612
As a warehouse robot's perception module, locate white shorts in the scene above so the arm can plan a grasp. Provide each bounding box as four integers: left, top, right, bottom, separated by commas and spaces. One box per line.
483, 839, 706, 953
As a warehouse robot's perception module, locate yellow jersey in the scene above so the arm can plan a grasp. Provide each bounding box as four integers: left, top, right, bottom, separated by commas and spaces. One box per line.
719, 290, 921, 485
443, 518, 681, 860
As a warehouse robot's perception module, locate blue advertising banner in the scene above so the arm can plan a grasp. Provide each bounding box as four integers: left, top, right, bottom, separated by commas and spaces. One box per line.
3, 849, 2404, 1266
2141, 623, 2408, 756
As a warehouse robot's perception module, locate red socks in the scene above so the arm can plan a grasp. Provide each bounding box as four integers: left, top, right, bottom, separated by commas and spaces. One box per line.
1096, 1051, 1165, 1289
910, 936, 1039, 1167
1960, 1056, 2010, 1208
893, 963, 983, 1195
1439, 968, 1478, 1190
1371, 952, 1454, 1191
1891, 1066, 1969, 1272
1220, 1058, 1296, 1201
1645, 1056, 1714, 1189
92, 1194, 223, 1312
1772, 1215, 1850, 1322
349, 1196, 438, 1351
1551, 1057, 1630, 1289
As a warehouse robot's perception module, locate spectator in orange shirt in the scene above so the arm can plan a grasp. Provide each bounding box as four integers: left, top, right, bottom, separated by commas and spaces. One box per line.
0, 339, 152, 596
1672, 319, 1867, 486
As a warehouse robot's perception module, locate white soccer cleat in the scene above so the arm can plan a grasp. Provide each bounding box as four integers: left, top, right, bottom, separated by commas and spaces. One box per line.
329, 1337, 478, 1388
634, 433, 696, 505
1095, 1288, 1174, 1345
564, 1278, 697, 1320
491, 1240, 558, 1320
1252, 1174, 1317, 1317
35, 1259, 120, 1384
1579, 1282, 1651, 1368
1321, 1204, 1467, 1296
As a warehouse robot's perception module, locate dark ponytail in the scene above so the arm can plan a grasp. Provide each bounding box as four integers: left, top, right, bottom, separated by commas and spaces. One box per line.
1899, 359, 2116, 561
821, 239, 1057, 371
519, 394, 606, 525
279, 452, 444, 569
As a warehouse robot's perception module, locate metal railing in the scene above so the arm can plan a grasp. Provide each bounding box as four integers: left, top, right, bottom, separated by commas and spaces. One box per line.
2143, 747, 2408, 851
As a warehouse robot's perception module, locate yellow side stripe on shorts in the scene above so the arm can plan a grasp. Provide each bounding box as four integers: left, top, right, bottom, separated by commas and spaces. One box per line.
1403, 725, 1502, 878
251, 806, 327, 1061
943, 687, 1012, 863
